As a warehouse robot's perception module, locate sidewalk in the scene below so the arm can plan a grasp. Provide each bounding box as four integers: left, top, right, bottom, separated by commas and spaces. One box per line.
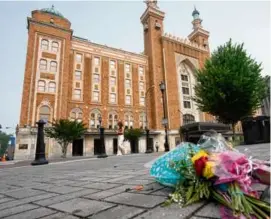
0, 144, 268, 219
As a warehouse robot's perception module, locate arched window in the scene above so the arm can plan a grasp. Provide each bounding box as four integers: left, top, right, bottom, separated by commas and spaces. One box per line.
50, 61, 57, 72
48, 82, 56, 93
38, 80, 46, 92
41, 39, 49, 50
39, 59, 47, 70
70, 108, 83, 122
108, 112, 118, 129
183, 114, 195, 125
52, 41, 59, 52
124, 113, 133, 129
139, 113, 147, 129
39, 105, 51, 123
89, 110, 101, 129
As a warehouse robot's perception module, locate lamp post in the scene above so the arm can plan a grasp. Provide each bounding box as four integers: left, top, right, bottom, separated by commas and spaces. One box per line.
31, 120, 49, 165
159, 81, 169, 152
145, 85, 155, 153
97, 116, 108, 158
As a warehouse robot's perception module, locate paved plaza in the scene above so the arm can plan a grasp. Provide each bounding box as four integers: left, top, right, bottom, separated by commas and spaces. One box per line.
0, 143, 269, 219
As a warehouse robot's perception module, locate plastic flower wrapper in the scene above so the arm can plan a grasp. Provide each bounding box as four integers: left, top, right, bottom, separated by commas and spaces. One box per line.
145, 142, 200, 187
197, 130, 236, 154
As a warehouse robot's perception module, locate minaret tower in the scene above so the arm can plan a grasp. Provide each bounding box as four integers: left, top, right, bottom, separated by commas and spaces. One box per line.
188, 7, 209, 50
140, 0, 166, 130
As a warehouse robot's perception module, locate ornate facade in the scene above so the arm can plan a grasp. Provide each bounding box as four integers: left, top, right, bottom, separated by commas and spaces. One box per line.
15, 2, 214, 160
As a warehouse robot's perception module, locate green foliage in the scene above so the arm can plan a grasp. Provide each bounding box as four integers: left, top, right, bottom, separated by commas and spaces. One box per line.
194, 39, 267, 128
0, 132, 11, 156
45, 119, 87, 157
124, 128, 144, 142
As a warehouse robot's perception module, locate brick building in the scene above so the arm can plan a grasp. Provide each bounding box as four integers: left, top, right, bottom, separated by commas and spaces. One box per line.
15, 1, 214, 160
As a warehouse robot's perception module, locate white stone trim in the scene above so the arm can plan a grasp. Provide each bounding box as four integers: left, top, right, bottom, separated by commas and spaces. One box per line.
175, 53, 201, 125
32, 35, 61, 126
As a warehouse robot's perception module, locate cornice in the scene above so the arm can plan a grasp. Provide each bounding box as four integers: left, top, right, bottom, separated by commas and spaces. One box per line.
188, 28, 209, 39
140, 6, 165, 23
27, 17, 73, 35
162, 33, 209, 52
72, 36, 148, 65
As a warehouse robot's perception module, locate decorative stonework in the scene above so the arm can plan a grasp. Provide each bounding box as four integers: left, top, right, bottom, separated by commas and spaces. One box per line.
39, 98, 52, 108
163, 33, 208, 51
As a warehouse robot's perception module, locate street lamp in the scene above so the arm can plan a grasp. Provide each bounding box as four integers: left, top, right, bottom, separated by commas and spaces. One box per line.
145, 85, 155, 153
159, 81, 170, 152
97, 116, 108, 158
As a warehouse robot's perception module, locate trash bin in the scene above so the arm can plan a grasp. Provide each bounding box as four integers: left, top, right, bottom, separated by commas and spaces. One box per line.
242, 116, 257, 145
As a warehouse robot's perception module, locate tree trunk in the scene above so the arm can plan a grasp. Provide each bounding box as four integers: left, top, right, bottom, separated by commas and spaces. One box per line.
61, 143, 68, 158
232, 123, 236, 142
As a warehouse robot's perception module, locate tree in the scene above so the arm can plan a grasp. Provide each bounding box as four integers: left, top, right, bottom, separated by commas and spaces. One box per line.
0, 132, 11, 156
193, 39, 267, 139
45, 119, 87, 158
124, 128, 144, 153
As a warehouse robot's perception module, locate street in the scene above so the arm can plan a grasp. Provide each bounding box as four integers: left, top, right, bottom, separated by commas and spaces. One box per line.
0, 143, 269, 219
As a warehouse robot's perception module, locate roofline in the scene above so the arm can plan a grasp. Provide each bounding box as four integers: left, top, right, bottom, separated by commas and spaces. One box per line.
72, 36, 148, 59
188, 28, 209, 39
32, 10, 71, 24
140, 6, 165, 23
162, 35, 209, 53
27, 17, 73, 34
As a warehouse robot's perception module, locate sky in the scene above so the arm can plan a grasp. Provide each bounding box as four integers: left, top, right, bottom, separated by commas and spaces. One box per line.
0, 0, 270, 134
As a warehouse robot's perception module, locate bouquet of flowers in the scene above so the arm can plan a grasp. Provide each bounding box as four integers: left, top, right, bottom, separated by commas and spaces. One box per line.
147, 131, 270, 219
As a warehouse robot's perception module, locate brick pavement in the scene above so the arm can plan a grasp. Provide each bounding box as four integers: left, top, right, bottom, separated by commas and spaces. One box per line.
0, 143, 269, 219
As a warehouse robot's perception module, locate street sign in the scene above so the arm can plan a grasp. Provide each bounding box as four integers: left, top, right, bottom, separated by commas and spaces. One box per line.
162, 118, 168, 126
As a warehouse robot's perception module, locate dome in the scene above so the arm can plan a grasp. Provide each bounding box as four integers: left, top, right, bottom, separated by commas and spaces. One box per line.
192, 7, 200, 17
40, 5, 64, 18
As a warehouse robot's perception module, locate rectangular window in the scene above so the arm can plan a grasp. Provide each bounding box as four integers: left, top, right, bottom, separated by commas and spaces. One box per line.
182, 87, 189, 95
50, 61, 57, 72
110, 60, 116, 69
125, 64, 130, 72
110, 93, 116, 103
74, 89, 81, 100
94, 57, 100, 66
76, 54, 82, 63
184, 101, 191, 108
110, 77, 116, 86
181, 74, 188, 81
40, 59, 47, 70
93, 91, 99, 101
75, 71, 82, 80
139, 67, 144, 76
140, 97, 145, 106
38, 81, 45, 92
93, 74, 100, 83
52, 42, 59, 53
125, 79, 131, 88
125, 95, 131, 105
139, 82, 144, 90
48, 82, 56, 93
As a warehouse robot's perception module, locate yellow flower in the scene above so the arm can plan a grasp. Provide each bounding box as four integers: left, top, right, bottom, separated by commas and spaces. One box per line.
191, 150, 208, 164
203, 161, 215, 179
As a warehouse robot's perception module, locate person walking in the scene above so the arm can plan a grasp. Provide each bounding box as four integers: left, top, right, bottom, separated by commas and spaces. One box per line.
155, 142, 159, 152
117, 121, 125, 156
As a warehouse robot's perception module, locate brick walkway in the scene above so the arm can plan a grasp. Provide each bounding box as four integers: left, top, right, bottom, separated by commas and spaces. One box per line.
0, 143, 269, 219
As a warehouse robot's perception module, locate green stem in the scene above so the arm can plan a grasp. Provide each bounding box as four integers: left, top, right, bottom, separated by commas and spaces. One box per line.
251, 203, 269, 219
245, 195, 270, 213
